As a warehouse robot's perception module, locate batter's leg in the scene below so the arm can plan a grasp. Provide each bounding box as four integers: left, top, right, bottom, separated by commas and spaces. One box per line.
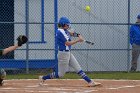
69, 53, 101, 87
69, 53, 92, 83
39, 51, 70, 84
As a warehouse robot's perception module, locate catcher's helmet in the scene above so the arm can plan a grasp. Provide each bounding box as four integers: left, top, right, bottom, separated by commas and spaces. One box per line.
58, 17, 70, 27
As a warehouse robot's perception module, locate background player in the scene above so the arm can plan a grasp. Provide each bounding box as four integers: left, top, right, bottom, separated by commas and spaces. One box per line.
39, 17, 101, 87
0, 35, 28, 86
130, 14, 140, 71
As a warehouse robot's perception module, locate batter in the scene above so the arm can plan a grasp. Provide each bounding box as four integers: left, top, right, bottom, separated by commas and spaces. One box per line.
39, 17, 101, 87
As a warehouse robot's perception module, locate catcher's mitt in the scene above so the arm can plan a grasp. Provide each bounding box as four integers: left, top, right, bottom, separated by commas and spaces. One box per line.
17, 35, 28, 46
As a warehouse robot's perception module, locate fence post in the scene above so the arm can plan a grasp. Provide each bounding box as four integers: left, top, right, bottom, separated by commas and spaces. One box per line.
54, 0, 58, 73
127, 0, 131, 72
25, 0, 29, 74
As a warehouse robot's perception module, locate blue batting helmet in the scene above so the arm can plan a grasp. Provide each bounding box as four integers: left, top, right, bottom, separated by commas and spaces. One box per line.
58, 17, 70, 26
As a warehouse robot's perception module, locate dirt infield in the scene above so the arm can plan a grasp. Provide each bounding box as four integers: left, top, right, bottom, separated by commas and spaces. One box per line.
0, 79, 140, 93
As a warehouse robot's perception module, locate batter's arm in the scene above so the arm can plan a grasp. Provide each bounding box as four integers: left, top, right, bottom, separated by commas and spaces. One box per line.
65, 39, 79, 46
69, 31, 74, 36
65, 35, 84, 46
68, 31, 80, 37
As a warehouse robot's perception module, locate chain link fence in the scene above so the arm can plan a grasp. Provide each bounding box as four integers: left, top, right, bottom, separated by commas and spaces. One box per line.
0, 0, 140, 78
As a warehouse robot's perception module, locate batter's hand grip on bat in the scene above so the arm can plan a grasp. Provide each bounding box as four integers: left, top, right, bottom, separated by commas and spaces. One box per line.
73, 32, 80, 37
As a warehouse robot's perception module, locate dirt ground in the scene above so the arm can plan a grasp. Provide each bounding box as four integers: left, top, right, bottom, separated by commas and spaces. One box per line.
0, 79, 140, 93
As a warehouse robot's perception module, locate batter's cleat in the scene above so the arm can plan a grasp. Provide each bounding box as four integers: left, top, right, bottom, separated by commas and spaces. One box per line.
39, 76, 45, 86
87, 81, 101, 87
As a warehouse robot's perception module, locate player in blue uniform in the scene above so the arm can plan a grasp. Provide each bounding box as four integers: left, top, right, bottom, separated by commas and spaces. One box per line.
39, 17, 101, 87
130, 14, 140, 71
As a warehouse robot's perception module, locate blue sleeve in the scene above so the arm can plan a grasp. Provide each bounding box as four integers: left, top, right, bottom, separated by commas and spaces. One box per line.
130, 26, 134, 45
57, 31, 67, 43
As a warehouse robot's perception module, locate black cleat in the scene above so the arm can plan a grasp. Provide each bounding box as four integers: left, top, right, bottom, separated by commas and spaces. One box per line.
130, 66, 136, 72
0, 80, 4, 86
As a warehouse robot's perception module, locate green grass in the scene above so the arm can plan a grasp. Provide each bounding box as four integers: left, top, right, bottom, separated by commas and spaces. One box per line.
6, 72, 140, 80
87, 72, 140, 80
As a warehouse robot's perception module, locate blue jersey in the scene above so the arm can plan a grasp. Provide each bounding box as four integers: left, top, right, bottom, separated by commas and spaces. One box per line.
56, 28, 71, 51
130, 24, 140, 45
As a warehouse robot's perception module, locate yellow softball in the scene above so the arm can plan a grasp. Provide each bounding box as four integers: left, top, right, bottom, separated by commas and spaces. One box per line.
85, 6, 91, 12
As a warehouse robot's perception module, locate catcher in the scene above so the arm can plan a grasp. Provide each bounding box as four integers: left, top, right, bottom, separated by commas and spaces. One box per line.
0, 35, 28, 86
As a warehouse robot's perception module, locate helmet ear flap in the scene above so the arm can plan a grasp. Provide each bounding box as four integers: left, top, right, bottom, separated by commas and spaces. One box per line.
58, 23, 65, 28
62, 22, 65, 27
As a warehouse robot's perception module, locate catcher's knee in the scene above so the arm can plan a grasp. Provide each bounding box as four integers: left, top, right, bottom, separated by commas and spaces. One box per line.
0, 68, 6, 80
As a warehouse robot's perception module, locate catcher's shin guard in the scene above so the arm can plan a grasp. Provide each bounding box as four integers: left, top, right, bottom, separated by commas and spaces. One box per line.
0, 69, 6, 79
39, 76, 45, 86
0, 68, 6, 86
0, 79, 4, 86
